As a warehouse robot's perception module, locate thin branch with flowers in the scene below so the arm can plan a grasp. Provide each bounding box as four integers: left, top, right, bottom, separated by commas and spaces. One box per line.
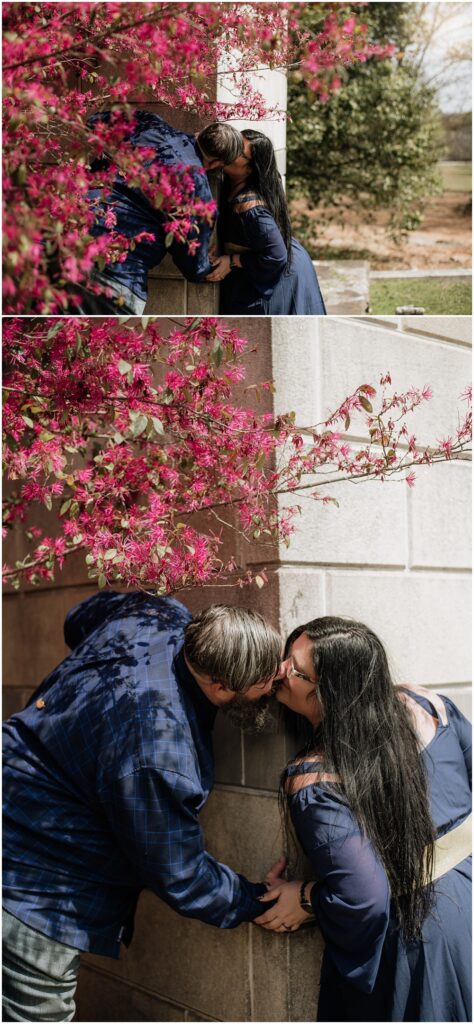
3, 318, 471, 594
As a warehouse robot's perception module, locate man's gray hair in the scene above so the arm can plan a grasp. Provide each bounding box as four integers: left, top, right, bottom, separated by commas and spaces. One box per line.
197, 122, 243, 164
184, 605, 281, 693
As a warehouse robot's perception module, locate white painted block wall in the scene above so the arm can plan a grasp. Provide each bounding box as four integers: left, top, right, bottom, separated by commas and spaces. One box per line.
272, 316, 472, 718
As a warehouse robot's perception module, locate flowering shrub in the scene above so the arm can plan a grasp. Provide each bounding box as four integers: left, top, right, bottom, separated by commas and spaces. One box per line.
3, 317, 471, 592
3, 2, 393, 312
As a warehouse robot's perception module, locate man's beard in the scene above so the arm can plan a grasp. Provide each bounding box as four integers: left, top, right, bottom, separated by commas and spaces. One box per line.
220, 682, 280, 734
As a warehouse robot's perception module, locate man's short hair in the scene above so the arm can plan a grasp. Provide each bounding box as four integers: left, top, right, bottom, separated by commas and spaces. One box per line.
184, 605, 281, 693
197, 122, 243, 164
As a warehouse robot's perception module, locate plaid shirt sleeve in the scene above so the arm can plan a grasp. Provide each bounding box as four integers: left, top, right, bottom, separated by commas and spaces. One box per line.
100, 765, 266, 928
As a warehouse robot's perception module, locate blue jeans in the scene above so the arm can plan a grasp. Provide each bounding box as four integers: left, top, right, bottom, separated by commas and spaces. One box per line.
2, 910, 80, 1022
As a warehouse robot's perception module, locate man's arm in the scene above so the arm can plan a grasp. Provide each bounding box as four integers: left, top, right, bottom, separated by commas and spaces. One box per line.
101, 765, 266, 928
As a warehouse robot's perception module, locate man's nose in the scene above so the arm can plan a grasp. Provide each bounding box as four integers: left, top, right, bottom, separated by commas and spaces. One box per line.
275, 659, 289, 680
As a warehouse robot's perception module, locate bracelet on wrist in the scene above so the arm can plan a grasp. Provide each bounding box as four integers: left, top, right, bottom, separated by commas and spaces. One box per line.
299, 880, 314, 915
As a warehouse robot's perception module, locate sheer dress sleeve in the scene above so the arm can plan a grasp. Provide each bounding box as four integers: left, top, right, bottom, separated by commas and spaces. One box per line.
288, 770, 390, 994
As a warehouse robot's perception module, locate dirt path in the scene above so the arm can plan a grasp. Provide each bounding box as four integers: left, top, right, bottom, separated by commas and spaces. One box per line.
290, 192, 472, 271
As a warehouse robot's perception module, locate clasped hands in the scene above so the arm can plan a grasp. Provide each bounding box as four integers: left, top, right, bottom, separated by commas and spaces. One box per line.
253, 855, 315, 934
205, 245, 241, 282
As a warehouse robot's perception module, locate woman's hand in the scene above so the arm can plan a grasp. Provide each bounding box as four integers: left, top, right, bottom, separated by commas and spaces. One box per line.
264, 855, 287, 890
206, 255, 232, 282
254, 880, 315, 933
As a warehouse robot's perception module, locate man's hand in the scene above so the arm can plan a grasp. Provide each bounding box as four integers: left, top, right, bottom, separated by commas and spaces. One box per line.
205, 255, 231, 282
254, 880, 315, 933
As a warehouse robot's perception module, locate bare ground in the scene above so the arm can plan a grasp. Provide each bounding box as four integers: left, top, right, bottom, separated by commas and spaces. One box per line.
290, 192, 472, 270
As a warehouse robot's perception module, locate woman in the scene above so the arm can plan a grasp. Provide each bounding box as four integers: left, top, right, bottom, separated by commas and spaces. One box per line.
256, 617, 471, 1022
206, 129, 326, 315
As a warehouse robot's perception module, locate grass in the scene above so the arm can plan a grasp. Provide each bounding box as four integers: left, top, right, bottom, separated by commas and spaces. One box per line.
370, 278, 472, 315
439, 161, 472, 192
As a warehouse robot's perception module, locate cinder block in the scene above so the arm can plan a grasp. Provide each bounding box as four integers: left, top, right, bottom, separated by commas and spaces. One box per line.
75, 965, 186, 1021
319, 319, 472, 447
186, 282, 220, 314
326, 570, 472, 685
250, 926, 290, 1022
400, 317, 472, 345
243, 727, 287, 792
409, 462, 471, 569
278, 568, 326, 638
278, 475, 407, 567
288, 925, 325, 1023
200, 786, 282, 879
213, 711, 243, 786
272, 318, 321, 423
145, 278, 186, 315
103, 892, 252, 1021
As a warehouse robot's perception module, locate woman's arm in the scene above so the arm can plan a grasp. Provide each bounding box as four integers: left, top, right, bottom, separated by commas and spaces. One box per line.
257, 795, 391, 994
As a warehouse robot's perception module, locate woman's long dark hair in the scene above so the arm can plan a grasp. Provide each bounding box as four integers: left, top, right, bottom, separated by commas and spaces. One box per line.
221, 129, 293, 267
280, 616, 436, 941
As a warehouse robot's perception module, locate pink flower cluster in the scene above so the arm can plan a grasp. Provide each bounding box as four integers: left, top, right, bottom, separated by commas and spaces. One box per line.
3, 318, 471, 594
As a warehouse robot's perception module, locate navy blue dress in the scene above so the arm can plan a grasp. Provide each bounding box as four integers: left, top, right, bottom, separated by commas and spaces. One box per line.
218, 192, 326, 315
287, 688, 471, 1022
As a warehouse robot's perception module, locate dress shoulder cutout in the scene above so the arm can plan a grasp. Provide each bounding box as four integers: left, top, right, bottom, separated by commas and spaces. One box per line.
285, 753, 340, 795
231, 192, 266, 215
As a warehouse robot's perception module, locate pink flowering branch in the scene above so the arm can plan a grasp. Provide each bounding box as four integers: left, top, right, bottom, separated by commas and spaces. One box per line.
3, 2, 394, 312
3, 318, 471, 593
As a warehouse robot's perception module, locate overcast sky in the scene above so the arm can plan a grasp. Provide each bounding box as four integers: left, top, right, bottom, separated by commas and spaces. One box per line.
408, 0, 472, 112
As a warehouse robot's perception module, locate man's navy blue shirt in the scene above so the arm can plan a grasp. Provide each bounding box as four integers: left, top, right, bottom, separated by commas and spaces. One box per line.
2, 592, 265, 956
88, 111, 216, 302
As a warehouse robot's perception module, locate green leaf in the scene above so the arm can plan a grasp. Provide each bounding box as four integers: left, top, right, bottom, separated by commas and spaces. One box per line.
118, 359, 132, 375
359, 395, 373, 413
59, 499, 72, 516
164, 232, 174, 249
255, 575, 265, 589
72, 534, 83, 545
344, 415, 351, 432
21, 415, 34, 429
46, 322, 63, 342
131, 413, 148, 438
104, 548, 117, 560
44, 494, 52, 511
98, 573, 107, 589
151, 416, 165, 435
85, 553, 95, 565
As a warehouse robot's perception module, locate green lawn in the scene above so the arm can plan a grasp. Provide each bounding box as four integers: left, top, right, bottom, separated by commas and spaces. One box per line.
370, 278, 472, 315
439, 161, 472, 192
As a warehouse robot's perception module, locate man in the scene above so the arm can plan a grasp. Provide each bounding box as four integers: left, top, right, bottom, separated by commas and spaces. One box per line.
72, 115, 243, 313
3, 591, 281, 1022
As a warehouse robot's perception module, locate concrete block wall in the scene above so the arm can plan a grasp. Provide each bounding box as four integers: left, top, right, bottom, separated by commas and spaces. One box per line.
272, 315, 472, 717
